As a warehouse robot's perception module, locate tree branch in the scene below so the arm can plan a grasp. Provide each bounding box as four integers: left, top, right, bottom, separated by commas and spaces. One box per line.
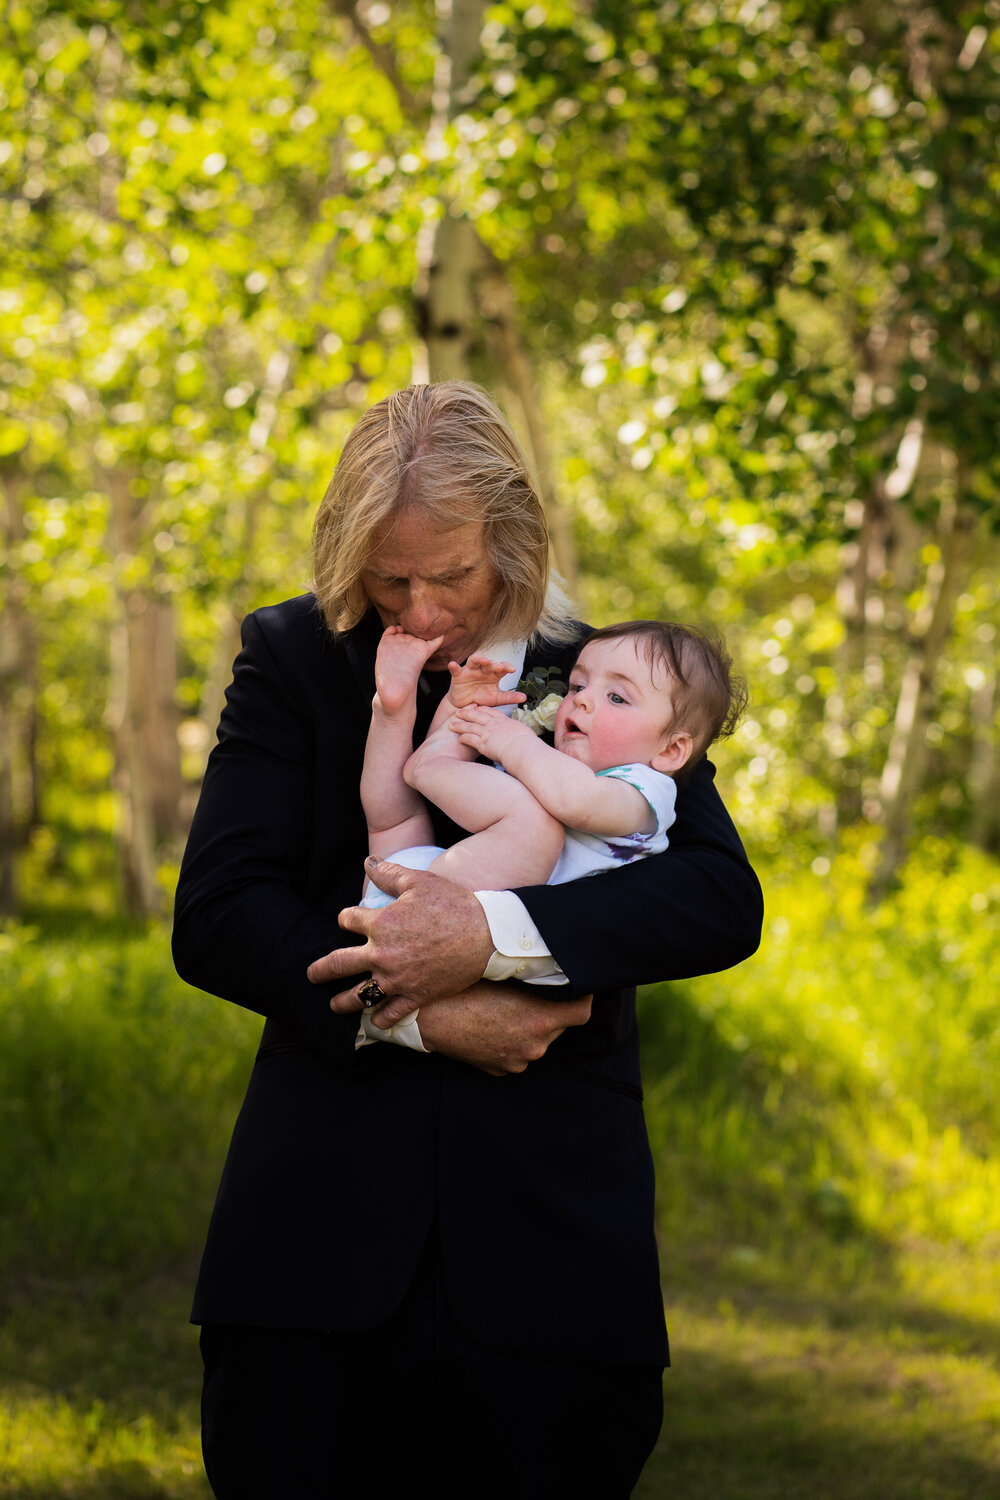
328, 0, 423, 119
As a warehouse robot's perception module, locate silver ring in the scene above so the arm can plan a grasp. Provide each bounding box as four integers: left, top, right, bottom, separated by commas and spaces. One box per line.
358, 978, 387, 1008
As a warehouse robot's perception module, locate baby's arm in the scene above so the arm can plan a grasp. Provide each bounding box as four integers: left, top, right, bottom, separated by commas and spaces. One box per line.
451, 706, 656, 837
361, 628, 443, 859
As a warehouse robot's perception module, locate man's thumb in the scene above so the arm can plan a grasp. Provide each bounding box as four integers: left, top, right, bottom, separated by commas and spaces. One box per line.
365, 855, 417, 895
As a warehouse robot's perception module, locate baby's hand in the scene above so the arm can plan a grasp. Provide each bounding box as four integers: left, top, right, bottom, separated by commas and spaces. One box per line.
447, 653, 527, 711
450, 704, 534, 762
374, 627, 445, 716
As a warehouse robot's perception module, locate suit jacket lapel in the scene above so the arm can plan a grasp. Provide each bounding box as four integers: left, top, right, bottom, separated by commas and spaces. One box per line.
341, 606, 382, 714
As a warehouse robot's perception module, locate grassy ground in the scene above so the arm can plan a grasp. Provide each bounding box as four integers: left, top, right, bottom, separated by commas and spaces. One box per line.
3, 1253, 996, 1499
2, 839, 998, 1497
0, 1272, 206, 1498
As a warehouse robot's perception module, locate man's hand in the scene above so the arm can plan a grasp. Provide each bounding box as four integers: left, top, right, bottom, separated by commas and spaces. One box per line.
417, 982, 593, 1076
306, 856, 494, 1025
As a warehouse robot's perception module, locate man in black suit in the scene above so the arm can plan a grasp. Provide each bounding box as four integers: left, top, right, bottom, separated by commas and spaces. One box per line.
173, 382, 762, 1498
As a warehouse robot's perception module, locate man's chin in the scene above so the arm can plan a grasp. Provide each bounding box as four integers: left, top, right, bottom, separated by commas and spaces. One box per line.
427, 637, 477, 670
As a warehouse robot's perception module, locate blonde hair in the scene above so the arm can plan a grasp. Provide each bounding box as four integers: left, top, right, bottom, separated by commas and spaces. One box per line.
312, 382, 576, 648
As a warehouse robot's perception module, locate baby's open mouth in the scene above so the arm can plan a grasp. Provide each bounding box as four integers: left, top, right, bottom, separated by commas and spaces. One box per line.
564, 717, 585, 735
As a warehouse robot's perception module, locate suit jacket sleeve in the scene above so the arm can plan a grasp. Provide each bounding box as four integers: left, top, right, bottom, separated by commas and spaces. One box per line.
171, 609, 362, 1063
514, 757, 763, 994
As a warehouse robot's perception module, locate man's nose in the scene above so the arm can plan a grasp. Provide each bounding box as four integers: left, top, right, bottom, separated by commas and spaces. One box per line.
399, 589, 442, 637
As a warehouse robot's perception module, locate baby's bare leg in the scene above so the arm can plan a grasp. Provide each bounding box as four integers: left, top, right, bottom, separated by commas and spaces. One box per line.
404, 750, 563, 890
363, 628, 444, 859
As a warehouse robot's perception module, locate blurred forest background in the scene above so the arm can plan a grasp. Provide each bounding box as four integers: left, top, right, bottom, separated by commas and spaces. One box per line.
1, 1, 999, 1496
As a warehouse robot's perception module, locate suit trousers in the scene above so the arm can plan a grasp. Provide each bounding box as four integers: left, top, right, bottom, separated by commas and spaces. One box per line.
200, 1229, 664, 1499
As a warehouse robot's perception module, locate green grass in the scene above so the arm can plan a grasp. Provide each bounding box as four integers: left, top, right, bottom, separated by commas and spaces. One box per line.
0, 923, 260, 1278
1, 836, 999, 1496
634, 834, 1000, 1496
0, 1274, 207, 1498
0, 922, 255, 1496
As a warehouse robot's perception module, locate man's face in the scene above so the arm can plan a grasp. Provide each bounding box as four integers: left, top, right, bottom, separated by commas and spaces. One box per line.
554, 635, 675, 773
361, 509, 499, 671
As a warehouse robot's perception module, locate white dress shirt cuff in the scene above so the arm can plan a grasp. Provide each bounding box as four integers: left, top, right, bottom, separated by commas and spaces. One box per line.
355, 1009, 428, 1052
474, 890, 569, 986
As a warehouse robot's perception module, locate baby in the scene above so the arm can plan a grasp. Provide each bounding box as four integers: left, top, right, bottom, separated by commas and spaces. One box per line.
361, 618, 746, 906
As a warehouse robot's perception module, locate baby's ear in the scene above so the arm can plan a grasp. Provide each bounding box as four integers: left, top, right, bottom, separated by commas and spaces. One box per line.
651, 731, 692, 776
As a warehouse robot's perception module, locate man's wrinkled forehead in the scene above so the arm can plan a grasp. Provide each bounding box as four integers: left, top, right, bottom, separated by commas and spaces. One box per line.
367, 512, 488, 571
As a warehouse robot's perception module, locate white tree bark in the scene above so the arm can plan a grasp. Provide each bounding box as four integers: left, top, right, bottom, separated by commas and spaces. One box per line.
414, 0, 488, 383
869, 485, 979, 898
105, 469, 183, 916
0, 465, 40, 916
967, 554, 1000, 851
479, 260, 579, 596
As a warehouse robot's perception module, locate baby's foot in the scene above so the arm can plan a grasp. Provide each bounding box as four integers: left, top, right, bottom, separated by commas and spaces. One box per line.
447, 653, 526, 710
374, 627, 445, 716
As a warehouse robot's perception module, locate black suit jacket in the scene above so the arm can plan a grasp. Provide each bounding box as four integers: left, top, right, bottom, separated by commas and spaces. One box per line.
173, 596, 762, 1366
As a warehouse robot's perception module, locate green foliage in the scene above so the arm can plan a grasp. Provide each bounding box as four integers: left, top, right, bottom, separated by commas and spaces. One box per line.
641, 836, 1000, 1270
2, 0, 999, 909
0, 922, 259, 1275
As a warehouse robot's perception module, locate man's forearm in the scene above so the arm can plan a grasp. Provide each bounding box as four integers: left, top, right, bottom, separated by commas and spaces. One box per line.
415, 982, 593, 1075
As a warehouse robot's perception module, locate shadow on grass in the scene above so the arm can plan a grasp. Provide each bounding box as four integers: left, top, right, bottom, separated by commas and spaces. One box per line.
637, 1337, 1000, 1500
0, 1270, 209, 1500
1, 1476, 207, 1500
667, 1256, 1000, 1365
0, 1268, 202, 1424
640, 982, 1000, 1349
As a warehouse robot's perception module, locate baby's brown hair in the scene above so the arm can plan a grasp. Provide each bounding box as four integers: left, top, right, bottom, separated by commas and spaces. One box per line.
580, 620, 747, 775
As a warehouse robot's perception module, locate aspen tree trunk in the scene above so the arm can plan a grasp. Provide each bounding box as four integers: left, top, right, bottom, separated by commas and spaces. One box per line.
968, 669, 999, 851
414, 0, 487, 384
133, 590, 183, 838
868, 489, 978, 900
834, 394, 925, 828
105, 470, 183, 915
0, 568, 19, 916
337, 0, 579, 601
196, 222, 344, 777
0, 465, 38, 916
107, 609, 160, 917
479, 261, 579, 597
0, 688, 14, 918
832, 478, 891, 826
89, 37, 167, 914
968, 584, 1000, 850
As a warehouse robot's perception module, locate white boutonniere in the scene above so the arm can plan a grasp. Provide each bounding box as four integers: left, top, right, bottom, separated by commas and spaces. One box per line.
512, 665, 566, 736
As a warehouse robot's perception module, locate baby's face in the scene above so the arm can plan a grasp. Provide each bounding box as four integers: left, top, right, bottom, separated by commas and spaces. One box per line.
554, 636, 677, 773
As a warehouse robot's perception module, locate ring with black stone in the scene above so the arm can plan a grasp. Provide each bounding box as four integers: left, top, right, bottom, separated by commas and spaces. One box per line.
358, 978, 387, 1009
